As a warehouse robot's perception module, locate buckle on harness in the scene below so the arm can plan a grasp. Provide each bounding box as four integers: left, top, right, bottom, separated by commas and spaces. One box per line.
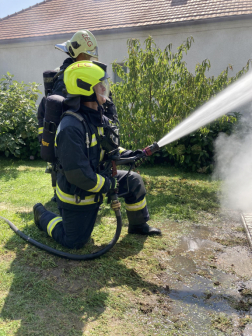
74, 194, 81, 204
43, 120, 57, 133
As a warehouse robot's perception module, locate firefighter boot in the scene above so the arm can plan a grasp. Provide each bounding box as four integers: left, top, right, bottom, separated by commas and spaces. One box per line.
33, 203, 47, 231
128, 223, 161, 235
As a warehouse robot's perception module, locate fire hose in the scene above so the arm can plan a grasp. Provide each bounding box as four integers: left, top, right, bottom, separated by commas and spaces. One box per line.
0, 142, 160, 261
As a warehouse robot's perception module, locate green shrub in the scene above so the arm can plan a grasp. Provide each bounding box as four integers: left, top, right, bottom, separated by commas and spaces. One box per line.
0, 73, 41, 159
111, 37, 250, 171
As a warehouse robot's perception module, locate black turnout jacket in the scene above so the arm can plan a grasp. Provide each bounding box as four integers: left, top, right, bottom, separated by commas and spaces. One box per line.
55, 105, 116, 211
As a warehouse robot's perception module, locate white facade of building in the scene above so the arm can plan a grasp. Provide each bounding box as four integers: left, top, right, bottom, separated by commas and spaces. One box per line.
0, 18, 251, 102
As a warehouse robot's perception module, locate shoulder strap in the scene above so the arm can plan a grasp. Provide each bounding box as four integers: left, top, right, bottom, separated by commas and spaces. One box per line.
53, 69, 65, 81
61, 110, 92, 156
61, 110, 83, 122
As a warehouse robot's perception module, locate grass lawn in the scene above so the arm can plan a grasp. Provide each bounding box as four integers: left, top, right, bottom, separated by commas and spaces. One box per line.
0, 158, 250, 336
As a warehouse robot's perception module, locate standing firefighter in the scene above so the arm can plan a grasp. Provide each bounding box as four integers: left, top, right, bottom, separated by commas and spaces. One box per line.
33, 61, 161, 249
38, 29, 118, 201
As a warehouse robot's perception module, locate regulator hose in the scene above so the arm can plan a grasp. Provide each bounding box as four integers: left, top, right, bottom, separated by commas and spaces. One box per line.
0, 196, 122, 261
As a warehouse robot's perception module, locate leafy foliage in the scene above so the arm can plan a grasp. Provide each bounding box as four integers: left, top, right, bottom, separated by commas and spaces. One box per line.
0, 73, 41, 159
111, 37, 250, 171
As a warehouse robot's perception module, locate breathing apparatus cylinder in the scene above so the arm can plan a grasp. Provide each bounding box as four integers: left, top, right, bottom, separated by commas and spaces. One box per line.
40, 95, 65, 163
43, 70, 58, 96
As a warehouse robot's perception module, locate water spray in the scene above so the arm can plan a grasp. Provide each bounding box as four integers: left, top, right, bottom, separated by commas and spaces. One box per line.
157, 70, 252, 148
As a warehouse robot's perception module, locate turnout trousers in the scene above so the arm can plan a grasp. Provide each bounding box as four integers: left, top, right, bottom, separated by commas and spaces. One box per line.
39, 170, 150, 249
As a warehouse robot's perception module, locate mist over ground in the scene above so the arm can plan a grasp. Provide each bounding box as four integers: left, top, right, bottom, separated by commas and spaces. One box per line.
213, 112, 252, 213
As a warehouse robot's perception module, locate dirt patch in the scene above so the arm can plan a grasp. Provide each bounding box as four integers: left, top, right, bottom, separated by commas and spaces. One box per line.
216, 246, 252, 278
152, 211, 252, 335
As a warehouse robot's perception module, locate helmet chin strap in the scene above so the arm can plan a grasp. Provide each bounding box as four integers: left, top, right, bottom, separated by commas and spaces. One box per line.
94, 94, 104, 125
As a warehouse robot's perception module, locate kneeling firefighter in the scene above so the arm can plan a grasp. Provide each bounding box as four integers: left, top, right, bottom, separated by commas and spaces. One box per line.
33, 61, 161, 250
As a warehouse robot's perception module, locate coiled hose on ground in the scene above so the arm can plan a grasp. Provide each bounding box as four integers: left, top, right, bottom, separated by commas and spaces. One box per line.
0, 194, 122, 261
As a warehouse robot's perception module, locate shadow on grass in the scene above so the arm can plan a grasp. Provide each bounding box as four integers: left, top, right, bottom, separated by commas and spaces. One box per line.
0, 168, 21, 182
138, 164, 212, 181
0, 159, 46, 182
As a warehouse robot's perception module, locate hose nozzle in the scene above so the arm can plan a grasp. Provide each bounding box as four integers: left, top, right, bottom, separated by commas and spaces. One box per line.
143, 142, 160, 156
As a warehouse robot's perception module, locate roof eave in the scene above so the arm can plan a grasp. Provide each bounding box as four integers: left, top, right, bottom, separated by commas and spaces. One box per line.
0, 14, 251, 45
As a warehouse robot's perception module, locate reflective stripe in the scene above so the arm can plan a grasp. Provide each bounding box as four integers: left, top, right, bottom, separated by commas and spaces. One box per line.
47, 217, 62, 237
90, 134, 97, 147
125, 197, 147, 211
119, 147, 126, 154
90, 127, 103, 148
97, 127, 103, 136
52, 186, 56, 190
87, 174, 105, 193
38, 127, 43, 135
100, 149, 105, 162
54, 123, 61, 147
56, 183, 98, 205
90, 127, 105, 160
97, 127, 105, 161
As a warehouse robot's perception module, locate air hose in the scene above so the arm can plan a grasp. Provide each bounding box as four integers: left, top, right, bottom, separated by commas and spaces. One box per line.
0, 193, 122, 261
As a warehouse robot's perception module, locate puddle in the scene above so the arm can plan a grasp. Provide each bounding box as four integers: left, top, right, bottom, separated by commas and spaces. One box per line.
162, 269, 249, 335
171, 255, 197, 276
178, 237, 219, 252
175, 225, 221, 253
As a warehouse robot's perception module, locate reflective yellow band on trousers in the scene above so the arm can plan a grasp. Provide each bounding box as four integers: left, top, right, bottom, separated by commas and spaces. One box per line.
47, 217, 62, 237
38, 127, 43, 135
56, 184, 100, 205
87, 174, 105, 193
125, 197, 147, 211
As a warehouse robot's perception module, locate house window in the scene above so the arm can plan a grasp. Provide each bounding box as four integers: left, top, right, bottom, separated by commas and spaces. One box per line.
114, 63, 127, 83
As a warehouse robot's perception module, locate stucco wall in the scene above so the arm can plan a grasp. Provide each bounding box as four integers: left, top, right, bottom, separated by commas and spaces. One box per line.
0, 18, 252, 103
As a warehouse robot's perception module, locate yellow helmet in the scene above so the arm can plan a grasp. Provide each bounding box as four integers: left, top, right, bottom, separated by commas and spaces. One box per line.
64, 61, 109, 98
55, 30, 98, 59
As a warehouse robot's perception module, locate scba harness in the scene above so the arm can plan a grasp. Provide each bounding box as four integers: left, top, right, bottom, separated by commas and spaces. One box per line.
40, 94, 120, 165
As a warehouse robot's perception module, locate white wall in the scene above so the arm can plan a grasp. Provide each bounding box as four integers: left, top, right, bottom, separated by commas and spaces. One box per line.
0, 18, 252, 103
0, 37, 68, 99
99, 18, 252, 77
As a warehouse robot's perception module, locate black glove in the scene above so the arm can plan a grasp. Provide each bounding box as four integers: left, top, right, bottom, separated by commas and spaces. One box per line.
133, 149, 148, 166
132, 149, 143, 156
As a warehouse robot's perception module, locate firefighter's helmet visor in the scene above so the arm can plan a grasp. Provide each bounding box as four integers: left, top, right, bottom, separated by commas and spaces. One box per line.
94, 78, 110, 102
